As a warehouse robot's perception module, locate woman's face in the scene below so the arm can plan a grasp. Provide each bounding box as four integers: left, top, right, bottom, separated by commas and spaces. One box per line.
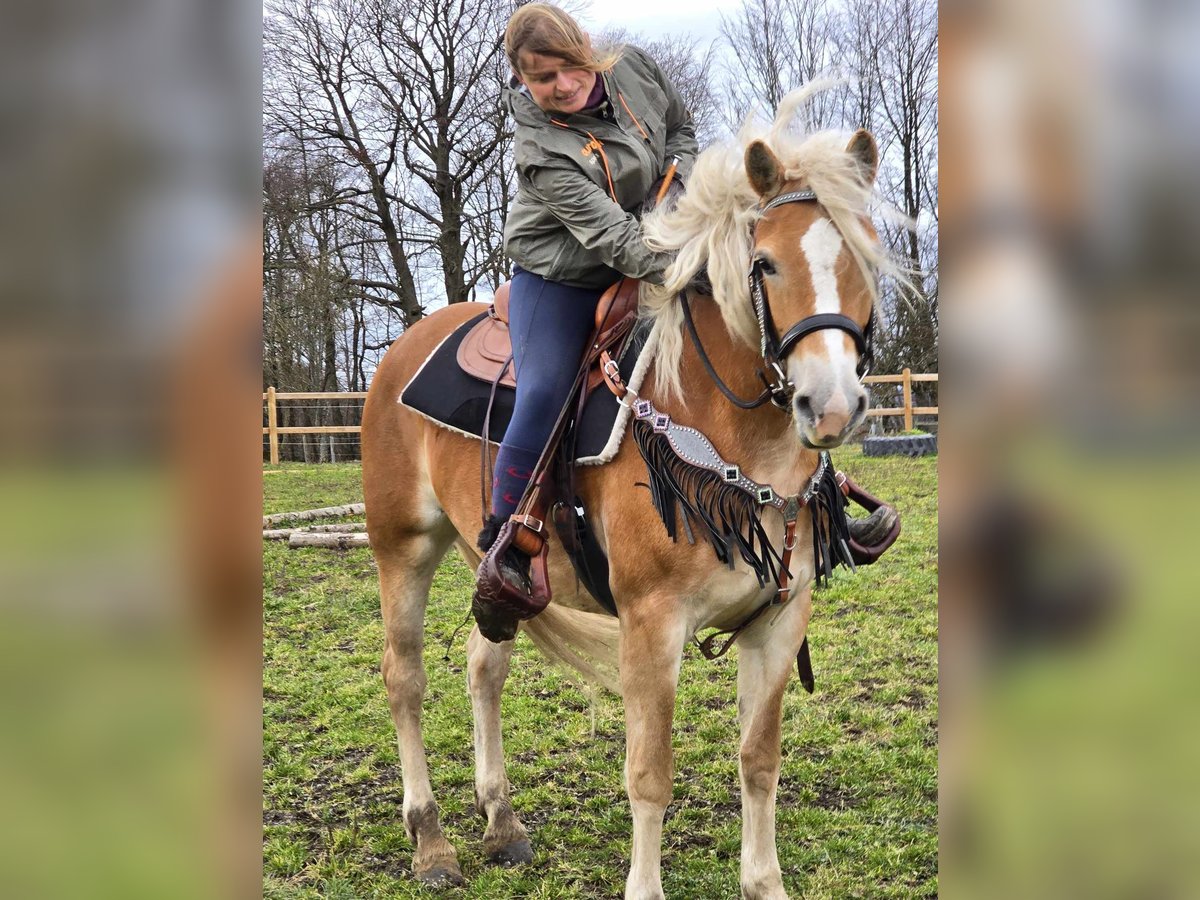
516, 50, 597, 115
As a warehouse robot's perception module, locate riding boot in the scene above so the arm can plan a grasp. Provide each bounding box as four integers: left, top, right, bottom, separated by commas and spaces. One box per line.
847, 505, 899, 549
844, 498, 901, 566
472, 514, 532, 643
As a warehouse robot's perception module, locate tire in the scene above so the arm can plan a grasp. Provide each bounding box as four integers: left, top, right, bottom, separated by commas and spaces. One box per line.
862, 434, 938, 457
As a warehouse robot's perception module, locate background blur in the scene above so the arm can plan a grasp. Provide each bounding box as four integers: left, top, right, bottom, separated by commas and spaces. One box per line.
940, 0, 1200, 896
0, 0, 262, 895
0, 0, 1198, 895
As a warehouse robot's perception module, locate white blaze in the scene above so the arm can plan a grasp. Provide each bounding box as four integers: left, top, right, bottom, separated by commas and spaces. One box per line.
799, 218, 850, 365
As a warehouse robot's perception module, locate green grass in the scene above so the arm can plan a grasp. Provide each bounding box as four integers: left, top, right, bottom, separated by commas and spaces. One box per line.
263, 446, 937, 898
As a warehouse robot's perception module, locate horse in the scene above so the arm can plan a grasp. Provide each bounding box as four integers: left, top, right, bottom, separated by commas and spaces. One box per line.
360, 89, 899, 899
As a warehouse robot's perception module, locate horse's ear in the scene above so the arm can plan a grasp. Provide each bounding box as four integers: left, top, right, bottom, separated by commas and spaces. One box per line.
745, 140, 784, 199
846, 129, 879, 185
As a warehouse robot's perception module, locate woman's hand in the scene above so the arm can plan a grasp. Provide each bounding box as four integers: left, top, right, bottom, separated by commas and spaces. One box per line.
641, 175, 684, 215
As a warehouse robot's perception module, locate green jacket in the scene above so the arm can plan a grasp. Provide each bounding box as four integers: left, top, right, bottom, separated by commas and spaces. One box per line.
502, 46, 698, 289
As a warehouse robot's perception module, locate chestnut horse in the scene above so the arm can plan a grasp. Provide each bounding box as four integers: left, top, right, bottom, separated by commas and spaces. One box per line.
361, 92, 897, 899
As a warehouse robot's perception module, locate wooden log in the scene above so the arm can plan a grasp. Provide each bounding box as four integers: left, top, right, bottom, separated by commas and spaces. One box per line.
262, 523, 366, 540
262, 503, 365, 527
260, 391, 368, 400
287, 532, 370, 549
261, 426, 363, 435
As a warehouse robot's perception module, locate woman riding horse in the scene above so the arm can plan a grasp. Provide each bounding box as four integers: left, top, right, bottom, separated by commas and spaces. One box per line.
475, 2, 895, 642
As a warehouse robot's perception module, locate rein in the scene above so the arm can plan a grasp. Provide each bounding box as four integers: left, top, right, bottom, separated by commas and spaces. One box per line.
679, 291, 774, 409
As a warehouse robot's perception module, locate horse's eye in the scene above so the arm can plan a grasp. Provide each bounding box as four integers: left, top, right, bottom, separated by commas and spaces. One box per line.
754, 258, 776, 276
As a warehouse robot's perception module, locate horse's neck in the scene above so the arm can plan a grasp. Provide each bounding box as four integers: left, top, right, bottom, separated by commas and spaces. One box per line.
649, 296, 819, 497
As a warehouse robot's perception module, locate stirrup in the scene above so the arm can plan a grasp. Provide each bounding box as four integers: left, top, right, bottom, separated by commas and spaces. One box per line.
471, 519, 551, 644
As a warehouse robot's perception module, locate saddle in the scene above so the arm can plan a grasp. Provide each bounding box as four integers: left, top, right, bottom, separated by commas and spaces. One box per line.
457, 277, 641, 397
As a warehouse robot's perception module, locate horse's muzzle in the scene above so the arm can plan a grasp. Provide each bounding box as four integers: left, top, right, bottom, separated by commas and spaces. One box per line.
794, 389, 867, 448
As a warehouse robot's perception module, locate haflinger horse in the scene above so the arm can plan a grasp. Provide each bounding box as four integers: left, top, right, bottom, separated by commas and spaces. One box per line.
361, 88, 901, 899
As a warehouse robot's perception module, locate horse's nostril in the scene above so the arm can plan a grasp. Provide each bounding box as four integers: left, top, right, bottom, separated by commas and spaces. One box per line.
794, 394, 814, 420
855, 394, 867, 417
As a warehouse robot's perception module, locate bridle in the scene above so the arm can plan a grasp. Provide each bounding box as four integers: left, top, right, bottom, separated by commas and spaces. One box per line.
681, 187, 875, 411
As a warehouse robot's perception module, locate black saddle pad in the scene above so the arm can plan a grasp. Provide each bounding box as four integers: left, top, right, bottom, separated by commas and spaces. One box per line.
399, 311, 652, 464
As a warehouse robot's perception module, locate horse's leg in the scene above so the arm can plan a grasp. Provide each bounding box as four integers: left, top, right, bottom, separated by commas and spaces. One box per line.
466, 625, 534, 866
734, 589, 813, 900
620, 603, 688, 900
377, 531, 463, 887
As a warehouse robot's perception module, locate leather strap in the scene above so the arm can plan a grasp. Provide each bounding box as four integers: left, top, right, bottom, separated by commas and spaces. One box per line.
795, 637, 814, 693
776, 518, 798, 605
680, 291, 774, 409
775, 312, 868, 361
479, 355, 512, 524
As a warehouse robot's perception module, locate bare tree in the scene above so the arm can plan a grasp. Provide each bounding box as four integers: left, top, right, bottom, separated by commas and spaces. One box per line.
718, 0, 845, 129
265, 0, 426, 326
856, 0, 938, 376
357, 0, 516, 303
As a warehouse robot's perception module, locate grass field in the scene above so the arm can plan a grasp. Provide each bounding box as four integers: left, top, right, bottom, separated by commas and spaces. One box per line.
263, 445, 937, 898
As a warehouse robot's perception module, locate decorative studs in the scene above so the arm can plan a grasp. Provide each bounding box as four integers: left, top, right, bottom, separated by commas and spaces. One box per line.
634, 399, 652, 418
653, 413, 671, 432
757, 487, 775, 504
723, 465, 741, 482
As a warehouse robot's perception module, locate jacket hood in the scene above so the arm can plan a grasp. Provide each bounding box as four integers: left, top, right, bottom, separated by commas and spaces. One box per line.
503, 79, 549, 129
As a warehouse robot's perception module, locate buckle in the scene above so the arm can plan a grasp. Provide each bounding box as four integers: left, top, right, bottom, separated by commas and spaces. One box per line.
512, 514, 544, 534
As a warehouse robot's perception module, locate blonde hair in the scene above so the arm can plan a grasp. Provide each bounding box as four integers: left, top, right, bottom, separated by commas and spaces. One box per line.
504, 3, 620, 75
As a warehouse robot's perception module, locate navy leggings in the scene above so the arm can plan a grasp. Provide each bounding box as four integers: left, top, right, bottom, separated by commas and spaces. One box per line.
490, 267, 610, 519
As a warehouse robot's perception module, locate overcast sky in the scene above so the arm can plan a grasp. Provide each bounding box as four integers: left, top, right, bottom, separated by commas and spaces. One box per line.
573, 0, 743, 45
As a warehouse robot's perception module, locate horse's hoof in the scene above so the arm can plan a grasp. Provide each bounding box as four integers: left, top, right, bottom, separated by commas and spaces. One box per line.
415, 865, 465, 888
488, 838, 533, 867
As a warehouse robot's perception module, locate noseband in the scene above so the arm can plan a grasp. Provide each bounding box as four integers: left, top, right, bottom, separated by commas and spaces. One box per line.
680, 188, 875, 410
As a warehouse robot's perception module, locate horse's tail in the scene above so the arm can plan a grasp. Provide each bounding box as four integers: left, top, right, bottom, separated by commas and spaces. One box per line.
522, 604, 621, 696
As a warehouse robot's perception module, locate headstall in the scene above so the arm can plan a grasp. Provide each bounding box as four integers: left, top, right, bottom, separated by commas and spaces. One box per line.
682, 187, 875, 411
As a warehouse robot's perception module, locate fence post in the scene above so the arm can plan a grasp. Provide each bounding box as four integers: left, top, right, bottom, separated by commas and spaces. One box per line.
902, 368, 913, 432
267, 386, 280, 465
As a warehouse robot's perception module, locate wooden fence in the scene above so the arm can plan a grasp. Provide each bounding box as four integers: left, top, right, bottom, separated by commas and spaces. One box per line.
262, 369, 937, 464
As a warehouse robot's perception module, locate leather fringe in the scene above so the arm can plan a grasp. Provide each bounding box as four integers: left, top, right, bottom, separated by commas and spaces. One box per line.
806, 456, 856, 588
633, 420, 785, 587
633, 421, 854, 590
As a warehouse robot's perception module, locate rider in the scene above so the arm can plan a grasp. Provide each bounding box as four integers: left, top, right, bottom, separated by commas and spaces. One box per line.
477, 3, 695, 560
476, 3, 895, 638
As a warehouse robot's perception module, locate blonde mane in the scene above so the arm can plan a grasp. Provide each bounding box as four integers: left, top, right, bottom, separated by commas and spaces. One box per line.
640, 82, 907, 401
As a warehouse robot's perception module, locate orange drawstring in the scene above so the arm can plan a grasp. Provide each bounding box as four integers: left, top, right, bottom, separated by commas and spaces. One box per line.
617, 92, 649, 140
